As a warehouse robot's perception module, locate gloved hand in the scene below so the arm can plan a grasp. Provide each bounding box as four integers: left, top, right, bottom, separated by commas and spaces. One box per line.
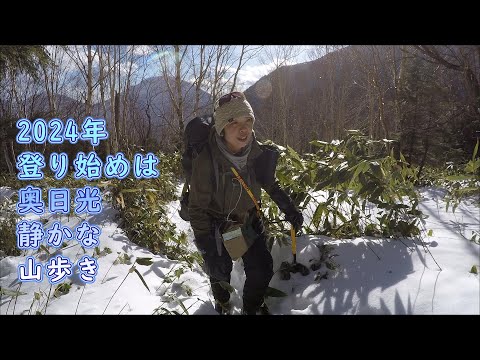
241, 209, 265, 247
285, 209, 304, 231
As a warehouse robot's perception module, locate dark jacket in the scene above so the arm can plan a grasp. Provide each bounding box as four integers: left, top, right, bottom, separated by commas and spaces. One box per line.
188, 128, 298, 245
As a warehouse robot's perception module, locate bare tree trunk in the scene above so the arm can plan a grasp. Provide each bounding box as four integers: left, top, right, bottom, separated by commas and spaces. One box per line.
2, 140, 14, 174
108, 46, 118, 153
211, 45, 223, 106
391, 45, 402, 134
158, 45, 190, 149
114, 91, 120, 152
259, 46, 303, 146
351, 46, 393, 139
368, 76, 375, 138
117, 46, 122, 142
174, 45, 184, 134
86, 45, 93, 115
192, 45, 213, 115
372, 48, 389, 139
277, 68, 288, 145
42, 63, 56, 116
98, 46, 110, 155
122, 46, 135, 151
144, 103, 152, 148
193, 45, 206, 115
230, 45, 246, 92
327, 46, 336, 139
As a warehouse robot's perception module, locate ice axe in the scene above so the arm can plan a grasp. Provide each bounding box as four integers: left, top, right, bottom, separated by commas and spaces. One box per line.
279, 225, 310, 280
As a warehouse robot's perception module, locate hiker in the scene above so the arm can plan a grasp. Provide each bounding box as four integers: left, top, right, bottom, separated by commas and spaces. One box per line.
188, 91, 303, 315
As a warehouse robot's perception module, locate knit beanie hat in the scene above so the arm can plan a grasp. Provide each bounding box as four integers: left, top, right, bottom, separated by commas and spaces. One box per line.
214, 92, 255, 135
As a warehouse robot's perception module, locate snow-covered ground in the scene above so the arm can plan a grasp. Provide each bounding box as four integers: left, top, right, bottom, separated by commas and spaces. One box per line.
0, 185, 478, 315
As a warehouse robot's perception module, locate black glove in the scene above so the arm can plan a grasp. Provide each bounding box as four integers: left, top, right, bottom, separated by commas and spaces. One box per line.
285, 209, 304, 231
241, 210, 265, 247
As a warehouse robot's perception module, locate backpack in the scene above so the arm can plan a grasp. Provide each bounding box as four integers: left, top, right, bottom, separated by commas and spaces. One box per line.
179, 114, 216, 221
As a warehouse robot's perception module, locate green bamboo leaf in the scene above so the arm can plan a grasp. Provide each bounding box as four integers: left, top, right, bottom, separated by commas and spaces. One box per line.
445, 175, 471, 181
290, 157, 304, 170
146, 192, 155, 204
0, 288, 27, 297
465, 161, 479, 174
336, 210, 348, 224
264, 286, 288, 298
287, 145, 302, 162
218, 281, 235, 293
350, 161, 368, 183
170, 293, 188, 315
133, 268, 150, 292
144, 188, 161, 192
174, 268, 185, 278
470, 265, 478, 275
472, 139, 479, 161
428, 229, 433, 237
277, 171, 287, 184
452, 203, 459, 213
120, 188, 142, 194
310, 140, 329, 148
457, 187, 479, 193
312, 204, 325, 226
135, 257, 153, 266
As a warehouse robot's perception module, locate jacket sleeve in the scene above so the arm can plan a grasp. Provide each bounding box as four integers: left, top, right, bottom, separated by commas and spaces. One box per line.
254, 144, 299, 216
263, 180, 299, 217
188, 150, 214, 239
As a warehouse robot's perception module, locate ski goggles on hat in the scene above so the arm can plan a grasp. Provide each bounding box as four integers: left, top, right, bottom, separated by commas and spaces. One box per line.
218, 91, 243, 107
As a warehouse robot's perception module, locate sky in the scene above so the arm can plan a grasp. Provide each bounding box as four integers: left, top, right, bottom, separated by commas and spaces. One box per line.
142, 45, 314, 91
44, 45, 314, 100
233, 46, 314, 90
6, 45, 317, 108
1, 184, 478, 315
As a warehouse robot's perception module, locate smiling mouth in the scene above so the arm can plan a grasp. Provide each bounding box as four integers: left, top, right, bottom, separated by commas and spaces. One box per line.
238, 136, 248, 142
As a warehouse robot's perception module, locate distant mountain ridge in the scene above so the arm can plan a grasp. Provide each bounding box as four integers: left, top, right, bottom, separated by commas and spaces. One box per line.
22, 76, 212, 140
244, 45, 375, 146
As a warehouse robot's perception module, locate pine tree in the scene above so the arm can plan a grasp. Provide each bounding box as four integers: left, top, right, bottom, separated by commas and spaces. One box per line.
0, 45, 51, 79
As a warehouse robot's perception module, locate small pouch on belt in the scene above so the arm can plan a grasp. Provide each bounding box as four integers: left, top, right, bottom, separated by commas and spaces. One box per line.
221, 223, 249, 260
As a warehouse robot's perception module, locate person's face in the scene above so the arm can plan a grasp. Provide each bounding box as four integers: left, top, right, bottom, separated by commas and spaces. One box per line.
223, 116, 254, 154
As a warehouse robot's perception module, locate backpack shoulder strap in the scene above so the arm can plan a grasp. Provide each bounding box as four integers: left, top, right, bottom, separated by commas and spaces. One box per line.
205, 142, 219, 193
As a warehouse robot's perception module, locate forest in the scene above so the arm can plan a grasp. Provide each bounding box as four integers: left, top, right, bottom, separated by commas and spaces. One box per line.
0, 45, 478, 315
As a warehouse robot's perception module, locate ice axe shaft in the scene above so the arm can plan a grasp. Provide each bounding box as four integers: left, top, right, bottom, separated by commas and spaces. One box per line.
278, 225, 310, 280
291, 226, 297, 264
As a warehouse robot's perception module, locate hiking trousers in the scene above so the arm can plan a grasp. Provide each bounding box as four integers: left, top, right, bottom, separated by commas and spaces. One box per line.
207, 234, 274, 313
